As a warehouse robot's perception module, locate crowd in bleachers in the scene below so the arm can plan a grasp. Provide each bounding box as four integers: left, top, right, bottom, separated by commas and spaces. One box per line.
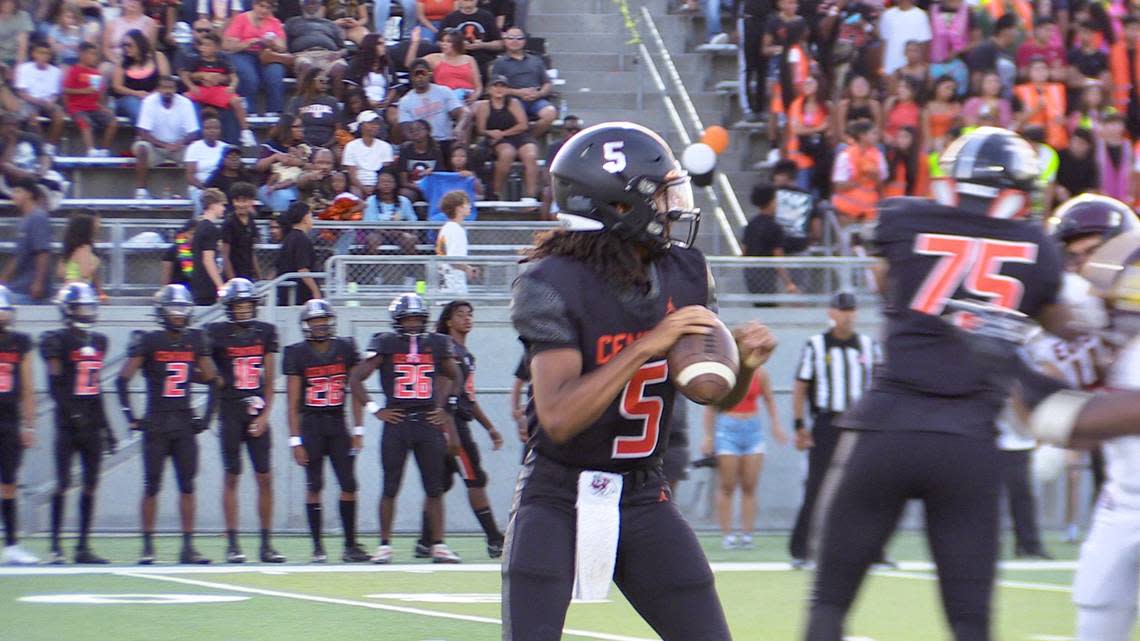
0, 0, 574, 230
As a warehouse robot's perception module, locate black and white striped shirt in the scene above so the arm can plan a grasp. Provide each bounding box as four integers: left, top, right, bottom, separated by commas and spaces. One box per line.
796, 331, 880, 414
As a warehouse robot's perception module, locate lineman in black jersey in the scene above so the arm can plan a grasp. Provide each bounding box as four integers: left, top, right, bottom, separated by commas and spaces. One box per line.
116, 284, 220, 565
804, 128, 1072, 641
206, 279, 285, 564
42, 283, 112, 564
413, 301, 506, 559
505, 122, 775, 641
283, 300, 371, 564
0, 286, 39, 566
348, 293, 462, 564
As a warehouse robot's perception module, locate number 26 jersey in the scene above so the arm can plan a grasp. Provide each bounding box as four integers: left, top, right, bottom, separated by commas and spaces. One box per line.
366, 332, 453, 411
282, 338, 359, 415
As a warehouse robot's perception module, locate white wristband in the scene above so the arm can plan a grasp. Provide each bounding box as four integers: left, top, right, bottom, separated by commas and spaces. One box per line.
288, 436, 302, 447
353, 425, 365, 437
365, 401, 381, 415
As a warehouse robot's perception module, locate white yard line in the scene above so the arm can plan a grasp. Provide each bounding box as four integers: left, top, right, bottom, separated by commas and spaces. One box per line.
121, 572, 659, 641
874, 570, 1073, 593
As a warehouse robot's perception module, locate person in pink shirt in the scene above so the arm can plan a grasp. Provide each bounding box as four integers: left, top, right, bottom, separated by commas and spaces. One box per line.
222, 0, 287, 116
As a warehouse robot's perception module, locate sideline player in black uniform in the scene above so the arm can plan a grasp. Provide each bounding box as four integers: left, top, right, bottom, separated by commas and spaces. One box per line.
0, 285, 39, 566
413, 300, 505, 559
206, 278, 285, 564
348, 293, 461, 565
505, 122, 776, 641
803, 128, 1075, 641
42, 282, 112, 564
283, 300, 371, 564
116, 284, 220, 565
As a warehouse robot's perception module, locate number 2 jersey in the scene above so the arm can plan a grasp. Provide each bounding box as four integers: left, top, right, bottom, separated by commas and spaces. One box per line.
206, 321, 279, 400
39, 328, 109, 424
128, 329, 211, 416
511, 245, 714, 472
366, 332, 453, 411
0, 330, 32, 418
282, 337, 359, 415
839, 198, 1063, 438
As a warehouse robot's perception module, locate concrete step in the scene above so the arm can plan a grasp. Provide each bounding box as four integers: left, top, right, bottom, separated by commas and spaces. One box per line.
543, 33, 638, 55
557, 70, 652, 93
549, 52, 640, 73
526, 13, 623, 34
527, 0, 618, 14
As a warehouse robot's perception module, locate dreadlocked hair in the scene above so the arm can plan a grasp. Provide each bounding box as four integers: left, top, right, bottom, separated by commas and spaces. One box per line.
436, 299, 472, 334
525, 230, 651, 292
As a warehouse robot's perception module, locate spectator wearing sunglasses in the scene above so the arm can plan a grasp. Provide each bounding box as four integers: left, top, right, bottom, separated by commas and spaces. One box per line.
397, 58, 471, 162
490, 26, 556, 136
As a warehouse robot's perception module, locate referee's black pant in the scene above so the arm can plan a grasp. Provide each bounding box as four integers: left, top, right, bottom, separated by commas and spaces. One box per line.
999, 448, 1042, 553
805, 430, 1000, 641
789, 411, 840, 561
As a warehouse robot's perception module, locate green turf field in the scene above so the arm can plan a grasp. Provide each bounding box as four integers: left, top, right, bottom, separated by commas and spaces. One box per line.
2, 532, 1135, 641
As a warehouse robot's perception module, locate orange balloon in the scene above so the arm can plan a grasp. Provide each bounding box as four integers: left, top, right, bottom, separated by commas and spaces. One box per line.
701, 125, 730, 154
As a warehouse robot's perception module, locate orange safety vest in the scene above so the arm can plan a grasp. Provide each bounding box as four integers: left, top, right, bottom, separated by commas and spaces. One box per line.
985, 0, 1033, 31
785, 96, 828, 169
883, 159, 908, 198
1109, 41, 1140, 112
831, 144, 884, 220
1014, 83, 1068, 149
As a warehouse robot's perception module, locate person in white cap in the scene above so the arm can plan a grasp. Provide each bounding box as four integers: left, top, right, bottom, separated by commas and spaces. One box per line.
341, 110, 394, 196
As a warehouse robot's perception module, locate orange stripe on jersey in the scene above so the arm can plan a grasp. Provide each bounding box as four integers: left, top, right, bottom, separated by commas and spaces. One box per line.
456, 448, 476, 480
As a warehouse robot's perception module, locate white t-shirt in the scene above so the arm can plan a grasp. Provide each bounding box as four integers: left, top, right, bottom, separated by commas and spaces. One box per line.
14, 62, 63, 101
137, 92, 201, 144
437, 220, 468, 257
183, 140, 229, 184
878, 6, 932, 75
341, 137, 394, 188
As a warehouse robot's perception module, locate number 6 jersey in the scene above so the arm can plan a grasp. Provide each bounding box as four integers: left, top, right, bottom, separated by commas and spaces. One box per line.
128, 328, 211, 416
839, 198, 1063, 438
366, 332, 453, 411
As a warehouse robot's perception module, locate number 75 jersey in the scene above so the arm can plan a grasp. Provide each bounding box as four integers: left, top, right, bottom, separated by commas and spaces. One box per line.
366, 332, 454, 411
129, 328, 212, 415
843, 198, 1063, 437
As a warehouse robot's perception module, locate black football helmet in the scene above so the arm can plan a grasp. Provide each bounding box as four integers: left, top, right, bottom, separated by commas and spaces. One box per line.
934, 126, 1040, 219
153, 284, 194, 332
219, 278, 261, 324
1049, 194, 1140, 244
0, 285, 13, 330
56, 282, 99, 330
389, 293, 429, 336
300, 299, 336, 341
549, 121, 699, 250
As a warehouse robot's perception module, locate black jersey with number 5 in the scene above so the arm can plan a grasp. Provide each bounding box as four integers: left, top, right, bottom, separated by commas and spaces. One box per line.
511, 245, 714, 472
206, 321, 279, 400
283, 337, 359, 415
128, 329, 211, 415
366, 332, 453, 411
39, 328, 109, 412
0, 330, 32, 410
838, 198, 1063, 438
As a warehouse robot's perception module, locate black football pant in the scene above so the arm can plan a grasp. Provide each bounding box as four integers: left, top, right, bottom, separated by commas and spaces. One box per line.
301, 413, 356, 494
0, 420, 24, 485
381, 415, 446, 498
220, 399, 271, 475
142, 414, 199, 496
502, 453, 731, 641
805, 430, 1000, 641
55, 425, 103, 491
444, 419, 487, 491
789, 412, 839, 560
999, 448, 1042, 552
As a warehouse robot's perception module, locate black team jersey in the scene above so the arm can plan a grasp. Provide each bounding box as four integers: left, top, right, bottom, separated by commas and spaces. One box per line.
282, 337, 359, 415
206, 321, 279, 400
39, 329, 109, 418
838, 198, 1064, 438
0, 330, 32, 412
129, 329, 212, 416
452, 340, 476, 417
365, 332, 453, 411
511, 245, 714, 472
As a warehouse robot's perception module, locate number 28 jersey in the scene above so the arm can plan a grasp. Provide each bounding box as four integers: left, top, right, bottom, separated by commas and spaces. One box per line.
129, 329, 211, 415
839, 198, 1063, 438
367, 332, 453, 411
282, 338, 359, 415
511, 245, 714, 472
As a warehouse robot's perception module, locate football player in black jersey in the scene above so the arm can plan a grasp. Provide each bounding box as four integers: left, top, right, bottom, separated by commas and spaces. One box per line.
349, 293, 462, 564
42, 283, 112, 564
206, 278, 285, 564
505, 122, 775, 641
116, 284, 221, 565
283, 300, 371, 564
412, 300, 505, 559
0, 286, 39, 566
803, 128, 1077, 641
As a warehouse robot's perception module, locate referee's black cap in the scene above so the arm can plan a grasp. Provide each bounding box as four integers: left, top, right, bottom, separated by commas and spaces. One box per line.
830, 291, 857, 310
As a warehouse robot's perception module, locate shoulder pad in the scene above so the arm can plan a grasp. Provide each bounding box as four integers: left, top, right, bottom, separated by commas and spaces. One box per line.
38, 330, 64, 360
511, 268, 577, 348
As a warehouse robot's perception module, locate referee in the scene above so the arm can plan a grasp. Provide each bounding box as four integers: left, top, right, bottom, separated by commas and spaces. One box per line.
788, 292, 881, 567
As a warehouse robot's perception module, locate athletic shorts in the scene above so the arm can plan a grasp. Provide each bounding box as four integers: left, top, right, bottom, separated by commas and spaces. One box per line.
714, 414, 765, 456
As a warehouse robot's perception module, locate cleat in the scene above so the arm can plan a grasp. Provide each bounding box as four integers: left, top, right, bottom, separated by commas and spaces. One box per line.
372, 544, 393, 564
871, 557, 898, 570
226, 546, 246, 564
738, 534, 755, 549
791, 557, 815, 570
2, 545, 40, 565
431, 543, 461, 564
74, 548, 109, 565
1015, 546, 1054, 560
311, 546, 328, 564
179, 547, 211, 565
260, 546, 286, 563
413, 541, 432, 559
49, 549, 66, 565
721, 534, 739, 550
487, 539, 503, 559
342, 544, 371, 563
138, 548, 156, 565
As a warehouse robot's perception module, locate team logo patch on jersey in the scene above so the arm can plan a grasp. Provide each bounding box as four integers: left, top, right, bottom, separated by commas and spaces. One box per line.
589, 472, 620, 498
